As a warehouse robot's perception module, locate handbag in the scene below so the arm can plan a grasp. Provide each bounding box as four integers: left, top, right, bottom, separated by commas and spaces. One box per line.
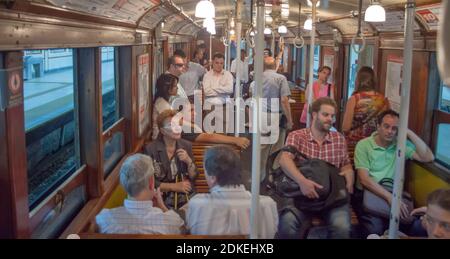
362, 178, 414, 224
266, 146, 348, 212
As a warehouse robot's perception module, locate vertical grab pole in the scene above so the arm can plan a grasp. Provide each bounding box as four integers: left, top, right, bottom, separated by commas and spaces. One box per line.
209, 34, 212, 70
250, 0, 265, 239
225, 36, 229, 70
306, 0, 317, 127
388, 0, 415, 239
235, 0, 243, 136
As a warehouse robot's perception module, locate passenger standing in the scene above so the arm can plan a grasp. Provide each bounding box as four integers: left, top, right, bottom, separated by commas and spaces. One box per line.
166, 54, 188, 102
175, 49, 207, 104
96, 154, 185, 234
278, 97, 354, 239
186, 146, 278, 238
342, 66, 390, 161
203, 53, 234, 133
230, 49, 249, 85
300, 66, 335, 125
249, 56, 294, 181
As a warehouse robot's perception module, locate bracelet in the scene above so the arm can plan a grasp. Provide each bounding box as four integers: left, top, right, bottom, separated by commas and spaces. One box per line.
188, 161, 195, 169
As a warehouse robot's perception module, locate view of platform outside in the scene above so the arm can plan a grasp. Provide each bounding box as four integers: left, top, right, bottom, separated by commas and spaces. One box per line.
22, 47, 116, 208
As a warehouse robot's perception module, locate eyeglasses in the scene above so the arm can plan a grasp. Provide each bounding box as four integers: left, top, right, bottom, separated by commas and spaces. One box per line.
174, 63, 185, 68
424, 214, 450, 232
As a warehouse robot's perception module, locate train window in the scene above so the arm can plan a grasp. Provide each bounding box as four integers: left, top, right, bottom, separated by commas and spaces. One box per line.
435, 123, 450, 168
23, 48, 80, 209
439, 81, 450, 112
436, 82, 450, 168
101, 47, 119, 131
101, 47, 125, 178
103, 131, 125, 176
313, 45, 320, 79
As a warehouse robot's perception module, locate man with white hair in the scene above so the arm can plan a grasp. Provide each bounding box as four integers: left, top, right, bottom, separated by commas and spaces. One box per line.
96, 154, 185, 234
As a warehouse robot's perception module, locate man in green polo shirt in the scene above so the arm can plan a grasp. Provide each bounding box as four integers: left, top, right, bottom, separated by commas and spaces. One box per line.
354, 109, 434, 237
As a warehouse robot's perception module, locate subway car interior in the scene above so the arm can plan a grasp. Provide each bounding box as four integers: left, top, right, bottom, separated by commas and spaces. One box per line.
0, 0, 449, 239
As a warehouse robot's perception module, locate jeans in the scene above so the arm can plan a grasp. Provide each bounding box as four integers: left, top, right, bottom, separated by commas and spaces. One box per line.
278, 203, 352, 239
352, 189, 421, 238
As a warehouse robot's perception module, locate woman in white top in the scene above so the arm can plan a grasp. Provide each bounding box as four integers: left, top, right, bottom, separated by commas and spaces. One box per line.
151, 74, 251, 150
152, 74, 179, 140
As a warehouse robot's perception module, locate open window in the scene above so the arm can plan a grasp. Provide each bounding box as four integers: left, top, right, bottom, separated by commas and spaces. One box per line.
431, 53, 450, 170
23, 49, 81, 210
101, 47, 125, 178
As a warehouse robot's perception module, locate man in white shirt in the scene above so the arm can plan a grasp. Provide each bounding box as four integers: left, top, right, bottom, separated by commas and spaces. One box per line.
203, 53, 234, 133
174, 49, 207, 103
186, 146, 278, 238
96, 154, 185, 234
230, 49, 249, 85
203, 53, 234, 104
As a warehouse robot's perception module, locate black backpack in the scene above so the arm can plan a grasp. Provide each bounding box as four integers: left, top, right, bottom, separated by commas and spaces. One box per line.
265, 146, 349, 212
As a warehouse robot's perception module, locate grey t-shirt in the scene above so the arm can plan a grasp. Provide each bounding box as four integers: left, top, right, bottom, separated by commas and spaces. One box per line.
250, 69, 291, 112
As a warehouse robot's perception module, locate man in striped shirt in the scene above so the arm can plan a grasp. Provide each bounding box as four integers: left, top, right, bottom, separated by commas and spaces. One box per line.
278, 97, 354, 239
96, 154, 185, 234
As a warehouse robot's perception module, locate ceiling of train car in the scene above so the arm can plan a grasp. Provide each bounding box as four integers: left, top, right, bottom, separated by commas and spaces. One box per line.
172, 0, 441, 37
30, 0, 441, 36
44, 0, 159, 23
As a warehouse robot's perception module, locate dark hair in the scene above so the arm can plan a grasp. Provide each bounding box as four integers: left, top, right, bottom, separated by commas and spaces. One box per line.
377, 109, 399, 125
154, 73, 178, 102
310, 97, 337, 115
213, 52, 225, 60
173, 49, 186, 59
427, 188, 450, 211
264, 48, 272, 56
168, 54, 184, 66
354, 66, 377, 94
204, 146, 242, 187
319, 66, 332, 73
192, 49, 202, 59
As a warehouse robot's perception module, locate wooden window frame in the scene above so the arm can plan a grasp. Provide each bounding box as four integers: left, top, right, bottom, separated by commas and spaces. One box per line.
431, 109, 450, 170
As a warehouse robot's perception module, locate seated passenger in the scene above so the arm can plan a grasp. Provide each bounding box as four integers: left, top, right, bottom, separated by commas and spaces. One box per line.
152, 72, 250, 150
152, 73, 180, 140
186, 146, 278, 238
354, 109, 434, 237
145, 110, 198, 210
96, 154, 184, 234
277, 97, 354, 239
412, 188, 450, 239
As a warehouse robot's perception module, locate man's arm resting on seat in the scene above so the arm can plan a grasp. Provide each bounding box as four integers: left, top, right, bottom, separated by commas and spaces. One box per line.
407, 129, 434, 162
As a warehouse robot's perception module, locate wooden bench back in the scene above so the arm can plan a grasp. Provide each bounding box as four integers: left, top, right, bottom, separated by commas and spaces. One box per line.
192, 142, 240, 193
